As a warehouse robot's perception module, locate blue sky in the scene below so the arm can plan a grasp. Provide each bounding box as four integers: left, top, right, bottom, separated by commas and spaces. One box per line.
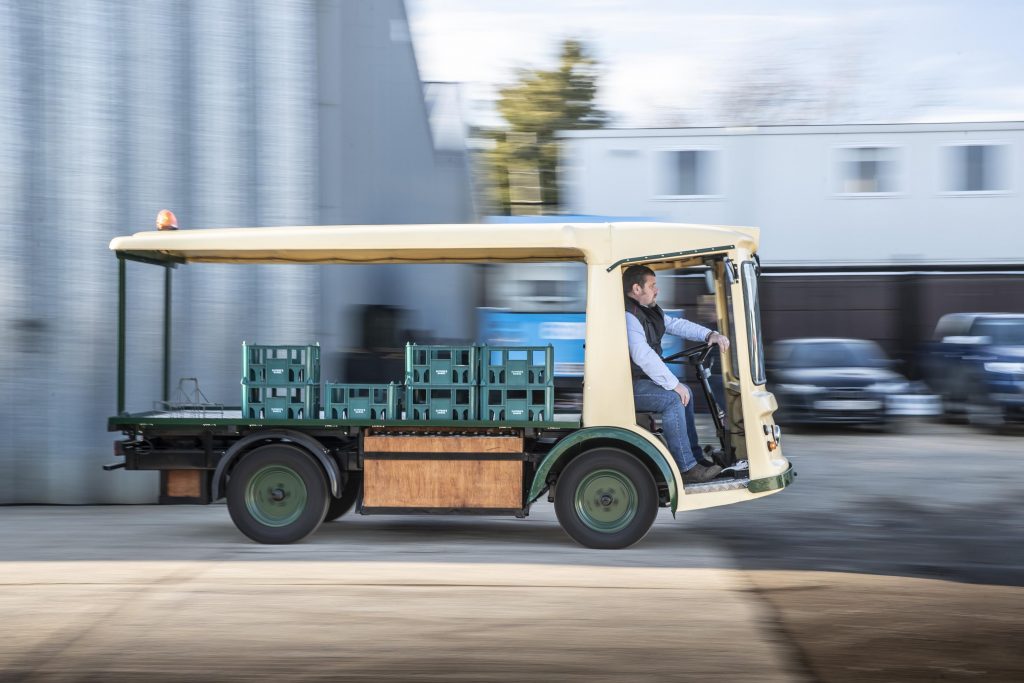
408, 0, 1024, 127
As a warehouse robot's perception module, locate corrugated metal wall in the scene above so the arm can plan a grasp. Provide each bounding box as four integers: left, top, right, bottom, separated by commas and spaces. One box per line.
0, 0, 471, 503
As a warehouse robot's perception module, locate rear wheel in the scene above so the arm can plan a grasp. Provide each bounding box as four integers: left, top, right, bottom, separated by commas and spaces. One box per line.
324, 472, 363, 522
966, 391, 1007, 433
554, 448, 659, 549
941, 395, 968, 424
227, 444, 329, 544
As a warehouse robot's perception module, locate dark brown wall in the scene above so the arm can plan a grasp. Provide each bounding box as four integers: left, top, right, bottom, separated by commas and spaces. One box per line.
760, 275, 902, 347
913, 274, 1024, 338
674, 271, 1024, 379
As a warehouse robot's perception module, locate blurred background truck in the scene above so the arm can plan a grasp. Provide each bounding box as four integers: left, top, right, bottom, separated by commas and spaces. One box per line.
919, 313, 1024, 428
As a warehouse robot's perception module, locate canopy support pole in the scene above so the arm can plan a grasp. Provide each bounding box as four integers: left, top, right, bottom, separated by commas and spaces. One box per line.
117, 254, 126, 415
163, 265, 172, 403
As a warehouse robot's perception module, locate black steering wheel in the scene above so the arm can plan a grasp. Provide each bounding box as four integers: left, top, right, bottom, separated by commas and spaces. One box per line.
662, 342, 714, 368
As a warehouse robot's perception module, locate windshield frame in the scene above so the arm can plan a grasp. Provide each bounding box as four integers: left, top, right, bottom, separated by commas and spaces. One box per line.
741, 260, 766, 385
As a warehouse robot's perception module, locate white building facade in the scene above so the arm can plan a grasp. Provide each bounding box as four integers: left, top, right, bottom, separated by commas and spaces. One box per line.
559, 122, 1024, 267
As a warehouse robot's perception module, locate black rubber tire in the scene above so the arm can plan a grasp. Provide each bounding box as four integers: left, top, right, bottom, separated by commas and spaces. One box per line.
227, 444, 329, 544
324, 472, 363, 522
554, 448, 659, 550
966, 391, 1008, 434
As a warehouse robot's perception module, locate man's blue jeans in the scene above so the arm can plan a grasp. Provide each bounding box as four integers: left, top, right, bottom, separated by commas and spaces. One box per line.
632, 378, 700, 472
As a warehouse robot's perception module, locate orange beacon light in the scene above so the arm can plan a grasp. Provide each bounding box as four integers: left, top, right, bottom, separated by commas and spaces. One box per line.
156, 209, 178, 231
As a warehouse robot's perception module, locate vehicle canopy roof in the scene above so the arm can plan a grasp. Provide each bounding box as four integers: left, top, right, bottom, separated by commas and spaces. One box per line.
109, 221, 759, 267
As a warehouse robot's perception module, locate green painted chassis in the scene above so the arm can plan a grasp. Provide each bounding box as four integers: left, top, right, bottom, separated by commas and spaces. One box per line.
108, 413, 581, 431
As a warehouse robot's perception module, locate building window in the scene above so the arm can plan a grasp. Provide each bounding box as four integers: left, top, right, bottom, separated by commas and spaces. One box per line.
836, 146, 899, 194
944, 144, 1009, 192
657, 149, 720, 197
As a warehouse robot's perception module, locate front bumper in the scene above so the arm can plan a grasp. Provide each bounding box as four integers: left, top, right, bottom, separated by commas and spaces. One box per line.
987, 379, 1024, 405
886, 393, 942, 417
748, 464, 796, 494
777, 392, 887, 424
781, 407, 887, 424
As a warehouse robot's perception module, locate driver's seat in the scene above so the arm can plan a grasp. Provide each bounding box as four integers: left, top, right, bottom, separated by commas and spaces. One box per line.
635, 411, 722, 468
635, 411, 662, 434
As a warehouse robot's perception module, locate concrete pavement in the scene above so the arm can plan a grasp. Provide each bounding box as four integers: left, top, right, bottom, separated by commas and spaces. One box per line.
0, 506, 801, 682
3, 422, 1023, 681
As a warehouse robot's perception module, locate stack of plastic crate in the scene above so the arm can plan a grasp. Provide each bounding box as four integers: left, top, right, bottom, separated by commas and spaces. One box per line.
479, 345, 554, 422
323, 382, 400, 421
404, 343, 478, 421
241, 343, 321, 420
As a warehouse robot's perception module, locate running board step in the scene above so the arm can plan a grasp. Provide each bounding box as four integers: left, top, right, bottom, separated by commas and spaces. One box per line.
683, 477, 750, 494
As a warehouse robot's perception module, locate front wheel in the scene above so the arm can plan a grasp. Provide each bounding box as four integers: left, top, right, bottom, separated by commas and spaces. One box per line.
227, 444, 329, 544
554, 448, 659, 549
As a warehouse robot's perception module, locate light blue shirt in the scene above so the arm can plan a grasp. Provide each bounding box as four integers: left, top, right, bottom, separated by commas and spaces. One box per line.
626, 306, 712, 390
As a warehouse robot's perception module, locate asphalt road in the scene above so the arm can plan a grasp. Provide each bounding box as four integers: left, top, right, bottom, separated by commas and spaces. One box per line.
0, 421, 1021, 682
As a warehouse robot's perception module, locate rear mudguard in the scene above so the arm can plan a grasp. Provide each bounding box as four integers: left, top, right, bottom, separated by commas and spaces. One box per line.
211, 429, 341, 500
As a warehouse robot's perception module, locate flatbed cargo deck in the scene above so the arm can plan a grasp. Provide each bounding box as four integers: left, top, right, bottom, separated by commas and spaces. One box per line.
109, 412, 582, 430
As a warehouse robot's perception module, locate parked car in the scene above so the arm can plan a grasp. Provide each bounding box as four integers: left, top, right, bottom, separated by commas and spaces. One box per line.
767, 338, 937, 427
919, 313, 1024, 427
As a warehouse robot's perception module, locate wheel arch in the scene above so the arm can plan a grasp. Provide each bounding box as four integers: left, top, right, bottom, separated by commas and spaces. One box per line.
528, 427, 677, 509
212, 429, 342, 500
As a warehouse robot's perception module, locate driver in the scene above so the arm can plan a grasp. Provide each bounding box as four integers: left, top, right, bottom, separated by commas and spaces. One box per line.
624, 265, 730, 484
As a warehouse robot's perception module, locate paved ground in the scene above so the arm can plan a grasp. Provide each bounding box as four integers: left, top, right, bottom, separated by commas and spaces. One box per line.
692, 421, 1024, 682
0, 421, 1021, 681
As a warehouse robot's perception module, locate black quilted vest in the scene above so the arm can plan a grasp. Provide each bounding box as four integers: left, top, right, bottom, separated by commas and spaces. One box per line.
625, 298, 666, 379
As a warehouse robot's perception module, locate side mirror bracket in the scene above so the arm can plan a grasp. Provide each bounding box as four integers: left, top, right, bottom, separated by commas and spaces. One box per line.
703, 269, 715, 294
722, 257, 736, 285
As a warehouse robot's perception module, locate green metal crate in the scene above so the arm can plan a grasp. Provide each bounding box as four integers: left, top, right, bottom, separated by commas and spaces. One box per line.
242, 384, 320, 420
404, 343, 478, 385
243, 342, 320, 386
324, 383, 399, 420
479, 386, 553, 422
405, 386, 477, 421
481, 345, 554, 386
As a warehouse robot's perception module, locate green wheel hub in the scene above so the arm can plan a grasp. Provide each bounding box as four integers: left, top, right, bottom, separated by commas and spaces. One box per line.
245, 465, 308, 527
573, 468, 638, 533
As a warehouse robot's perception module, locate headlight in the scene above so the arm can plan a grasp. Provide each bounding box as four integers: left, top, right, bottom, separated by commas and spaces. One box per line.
775, 383, 824, 394
984, 362, 1024, 374
866, 381, 911, 393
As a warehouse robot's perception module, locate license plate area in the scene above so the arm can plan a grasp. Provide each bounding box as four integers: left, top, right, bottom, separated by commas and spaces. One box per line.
813, 399, 882, 411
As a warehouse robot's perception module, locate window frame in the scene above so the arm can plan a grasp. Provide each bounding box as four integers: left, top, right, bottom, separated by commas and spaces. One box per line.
830, 143, 904, 198
652, 146, 724, 201
939, 141, 1012, 196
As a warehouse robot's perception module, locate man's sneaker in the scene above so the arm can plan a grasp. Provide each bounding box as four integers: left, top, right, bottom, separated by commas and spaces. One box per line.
708, 446, 736, 468
696, 451, 716, 467
682, 463, 723, 484
702, 444, 729, 467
